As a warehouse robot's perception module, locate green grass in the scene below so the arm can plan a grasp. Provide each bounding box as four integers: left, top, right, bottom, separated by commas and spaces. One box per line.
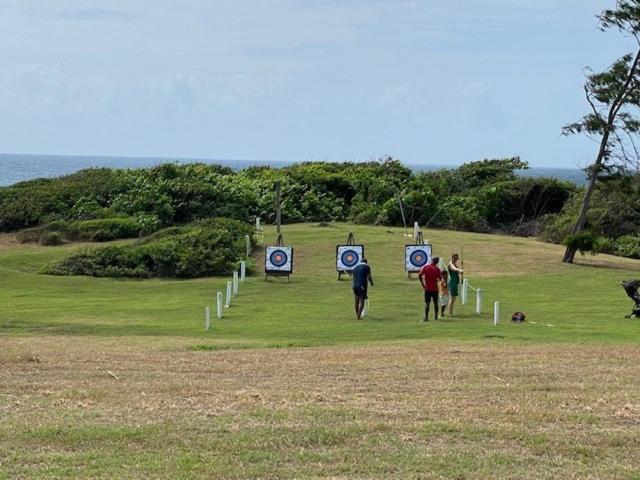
1, 223, 639, 345
3, 224, 640, 479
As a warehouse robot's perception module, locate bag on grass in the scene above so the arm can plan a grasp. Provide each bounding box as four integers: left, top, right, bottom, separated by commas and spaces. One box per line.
511, 311, 526, 323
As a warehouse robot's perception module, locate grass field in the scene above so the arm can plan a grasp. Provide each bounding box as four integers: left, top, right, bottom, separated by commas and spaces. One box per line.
1, 223, 640, 479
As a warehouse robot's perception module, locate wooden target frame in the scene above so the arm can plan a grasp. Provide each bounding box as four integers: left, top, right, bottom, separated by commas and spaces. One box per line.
406, 229, 432, 278
265, 234, 293, 282
336, 232, 364, 280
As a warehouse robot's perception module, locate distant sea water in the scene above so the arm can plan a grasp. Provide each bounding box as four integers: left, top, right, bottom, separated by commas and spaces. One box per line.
0, 153, 587, 187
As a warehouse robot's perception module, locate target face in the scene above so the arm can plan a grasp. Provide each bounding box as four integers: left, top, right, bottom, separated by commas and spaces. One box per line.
405, 245, 433, 272
336, 245, 364, 271
265, 246, 293, 273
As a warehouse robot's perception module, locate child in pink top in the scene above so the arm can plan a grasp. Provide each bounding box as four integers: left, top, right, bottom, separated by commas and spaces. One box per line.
439, 270, 450, 318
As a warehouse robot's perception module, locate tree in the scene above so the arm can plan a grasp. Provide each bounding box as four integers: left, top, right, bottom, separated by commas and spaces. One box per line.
562, 0, 640, 263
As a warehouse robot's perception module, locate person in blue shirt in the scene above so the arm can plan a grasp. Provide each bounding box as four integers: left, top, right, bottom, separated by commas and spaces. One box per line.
352, 259, 374, 320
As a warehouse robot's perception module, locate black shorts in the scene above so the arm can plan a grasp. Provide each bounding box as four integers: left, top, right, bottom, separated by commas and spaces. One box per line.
353, 285, 368, 300
424, 291, 438, 304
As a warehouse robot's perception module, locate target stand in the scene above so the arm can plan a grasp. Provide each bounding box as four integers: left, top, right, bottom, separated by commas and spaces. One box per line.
405, 230, 432, 279
265, 234, 293, 282
336, 232, 364, 281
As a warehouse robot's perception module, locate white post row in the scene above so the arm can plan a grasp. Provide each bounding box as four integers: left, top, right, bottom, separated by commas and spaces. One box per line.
476, 288, 483, 315
493, 301, 500, 326
216, 292, 223, 319
233, 271, 239, 296
461, 278, 469, 305
240, 261, 246, 282
245, 235, 251, 257
205, 306, 211, 331
226, 281, 232, 308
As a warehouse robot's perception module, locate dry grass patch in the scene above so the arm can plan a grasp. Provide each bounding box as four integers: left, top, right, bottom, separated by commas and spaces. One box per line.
1, 336, 640, 478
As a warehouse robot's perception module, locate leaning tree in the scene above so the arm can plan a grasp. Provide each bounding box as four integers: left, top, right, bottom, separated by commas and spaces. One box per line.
562, 0, 640, 263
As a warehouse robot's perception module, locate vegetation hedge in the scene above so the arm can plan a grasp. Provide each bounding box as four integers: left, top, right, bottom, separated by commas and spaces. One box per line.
41, 218, 254, 279
5, 157, 640, 261
0, 158, 576, 237
17, 217, 146, 244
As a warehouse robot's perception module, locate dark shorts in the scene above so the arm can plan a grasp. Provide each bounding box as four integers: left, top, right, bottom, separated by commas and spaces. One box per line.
424, 290, 438, 304
353, 285, 368, 300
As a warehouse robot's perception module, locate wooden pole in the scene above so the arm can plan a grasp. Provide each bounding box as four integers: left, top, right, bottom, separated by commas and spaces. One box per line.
275, 181, 282, 235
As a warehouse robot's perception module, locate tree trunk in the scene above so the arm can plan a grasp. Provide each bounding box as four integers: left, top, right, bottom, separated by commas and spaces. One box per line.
562, 134, 610, 263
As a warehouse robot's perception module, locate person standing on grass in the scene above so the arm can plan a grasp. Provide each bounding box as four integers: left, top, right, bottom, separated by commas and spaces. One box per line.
439, 269, 450, 318
447, 253, 464, 317
419, 256, 442, 322
352, 258, 373, 320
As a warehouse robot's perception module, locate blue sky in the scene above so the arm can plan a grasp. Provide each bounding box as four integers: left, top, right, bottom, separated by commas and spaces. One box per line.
0, 0, 631, 167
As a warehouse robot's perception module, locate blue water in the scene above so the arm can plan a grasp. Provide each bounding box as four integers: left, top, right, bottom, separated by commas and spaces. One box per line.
0, 153, 586, 187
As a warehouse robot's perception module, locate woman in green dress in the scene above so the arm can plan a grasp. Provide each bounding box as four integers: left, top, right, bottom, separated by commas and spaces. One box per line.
447, 253, 464, 317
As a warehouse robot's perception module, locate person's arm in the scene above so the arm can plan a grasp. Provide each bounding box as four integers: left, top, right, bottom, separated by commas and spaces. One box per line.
418, 270, 425, 290
449, 262, 464, 273
368, 267, 374, 287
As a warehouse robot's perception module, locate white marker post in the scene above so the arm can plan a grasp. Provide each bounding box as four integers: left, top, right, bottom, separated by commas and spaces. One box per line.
233, 271, 239, 296
413, 222, 419, 241
240, 261, 246, 282
205, 306, 211, 331
256, 217, 262, 231
216, 292, 223, 319
245, 235, 251, 257
461, 279, 469, 305
226, 281, 232, 308
476, 288, 483, 315
493, 301, 500, 326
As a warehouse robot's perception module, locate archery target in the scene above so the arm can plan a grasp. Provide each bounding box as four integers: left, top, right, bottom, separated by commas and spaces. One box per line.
405, 245, 432, 272
265, 246, 293, 273
336, 245, 364, 271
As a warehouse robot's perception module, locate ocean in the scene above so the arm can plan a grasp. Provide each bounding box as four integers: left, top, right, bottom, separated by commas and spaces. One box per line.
0, 153, 587, 187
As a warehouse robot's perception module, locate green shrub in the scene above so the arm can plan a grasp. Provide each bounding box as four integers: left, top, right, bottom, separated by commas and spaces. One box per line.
563, 232, 600, 256
17, 217, 145, 244
39, 231, 65, 246
614, 234, 640, 259
41, 218, 254, 279
69, 218, 142, 242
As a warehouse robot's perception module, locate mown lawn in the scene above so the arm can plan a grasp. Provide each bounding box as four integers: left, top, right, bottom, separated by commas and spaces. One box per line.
1, 223, 639, 344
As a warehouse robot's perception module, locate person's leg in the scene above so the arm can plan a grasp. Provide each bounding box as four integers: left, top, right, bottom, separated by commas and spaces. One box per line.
449, 296, 457, 316
354, 296, 360, 318
424, 292, 431, 321
433, 292, 439, 320
357, 297, 365, 319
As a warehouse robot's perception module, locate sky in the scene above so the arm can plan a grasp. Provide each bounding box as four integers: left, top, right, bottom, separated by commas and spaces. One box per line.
0, 0, 633, 167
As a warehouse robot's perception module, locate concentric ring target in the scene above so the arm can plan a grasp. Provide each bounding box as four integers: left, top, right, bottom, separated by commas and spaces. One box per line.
409, 250, 428, 268
340, 249, 360, 268
265, 246, 293, 273
405, 244, 433, 272
269, 249, 288, 267
336, 245, 364, 271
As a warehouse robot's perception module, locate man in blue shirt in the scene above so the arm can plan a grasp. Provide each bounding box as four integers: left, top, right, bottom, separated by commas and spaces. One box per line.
352, 259, 374, 320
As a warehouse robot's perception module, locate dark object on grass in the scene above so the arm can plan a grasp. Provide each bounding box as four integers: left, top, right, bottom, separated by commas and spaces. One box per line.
621, 280, 640, 318
511, 312, 526, 323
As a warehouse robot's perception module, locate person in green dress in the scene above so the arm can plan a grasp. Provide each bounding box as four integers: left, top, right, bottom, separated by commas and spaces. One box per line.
447, 253, 464, 317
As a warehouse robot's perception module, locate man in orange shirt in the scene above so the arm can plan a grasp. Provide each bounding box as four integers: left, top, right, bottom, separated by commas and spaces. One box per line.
418, 256, 442, 322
